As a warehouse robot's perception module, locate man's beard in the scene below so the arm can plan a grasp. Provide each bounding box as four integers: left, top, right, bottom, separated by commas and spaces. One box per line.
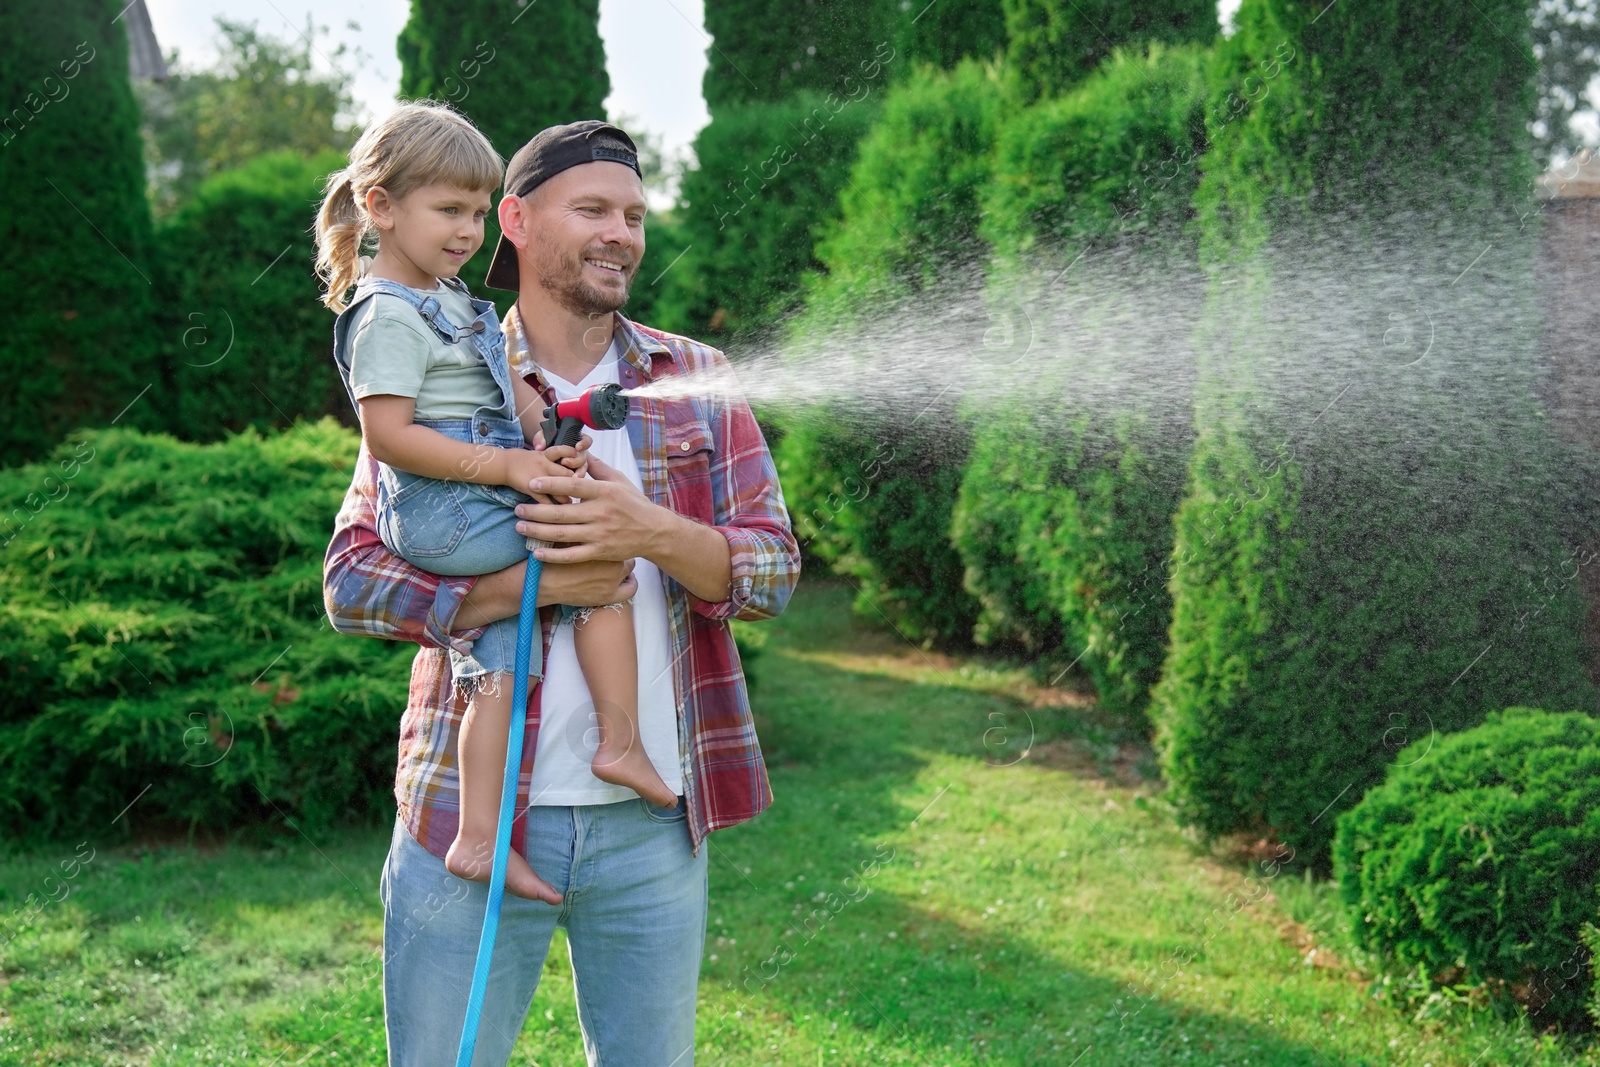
533, 240, 634, 316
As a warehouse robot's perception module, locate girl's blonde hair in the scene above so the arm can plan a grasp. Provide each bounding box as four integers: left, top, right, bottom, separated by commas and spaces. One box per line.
314, 100, 504, 312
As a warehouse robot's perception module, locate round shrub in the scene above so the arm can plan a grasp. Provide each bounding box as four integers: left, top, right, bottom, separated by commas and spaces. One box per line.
1333, 707, 1600, 1027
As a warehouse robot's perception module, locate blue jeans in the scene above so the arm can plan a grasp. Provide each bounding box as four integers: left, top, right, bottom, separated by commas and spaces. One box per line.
378, 799, 708, 1066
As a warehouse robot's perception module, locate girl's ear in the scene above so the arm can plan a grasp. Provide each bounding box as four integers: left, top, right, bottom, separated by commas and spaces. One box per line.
366, 186, 396, 231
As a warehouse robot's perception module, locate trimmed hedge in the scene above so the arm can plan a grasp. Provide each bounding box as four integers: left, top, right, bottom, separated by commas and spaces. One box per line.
775, 61, 1006, 647
1002, 0, 1216, 104
948, 45, 1207, 717
0, 421, 414, 840
1333, 708, 1600, 1028
158, 150, 351, 439
1152, 0, 1597, 868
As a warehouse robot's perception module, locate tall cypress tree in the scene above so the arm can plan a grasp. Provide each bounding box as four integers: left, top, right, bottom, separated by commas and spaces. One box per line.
702, 0, 896, 114
398, 0, 608, 158
0, 0, 164, 466
1153, 0, 1596, 870
398, 0, 608, 307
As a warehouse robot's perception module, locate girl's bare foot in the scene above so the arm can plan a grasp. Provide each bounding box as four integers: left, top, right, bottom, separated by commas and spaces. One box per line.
590, 707, 678, 807
445, 834, 564, 904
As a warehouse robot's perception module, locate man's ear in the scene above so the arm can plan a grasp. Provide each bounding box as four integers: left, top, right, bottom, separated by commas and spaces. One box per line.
366, 186, 396, 231
499, 193, 528, 251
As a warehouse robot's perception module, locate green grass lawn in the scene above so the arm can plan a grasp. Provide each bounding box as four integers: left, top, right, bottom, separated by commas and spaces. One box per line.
2, 577, 1597, 1065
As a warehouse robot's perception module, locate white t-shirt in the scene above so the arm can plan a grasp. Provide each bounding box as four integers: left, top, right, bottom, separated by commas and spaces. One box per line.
525, 342, 684, 805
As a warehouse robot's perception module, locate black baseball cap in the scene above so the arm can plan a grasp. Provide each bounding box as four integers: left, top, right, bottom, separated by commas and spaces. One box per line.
485, 120, 643, 291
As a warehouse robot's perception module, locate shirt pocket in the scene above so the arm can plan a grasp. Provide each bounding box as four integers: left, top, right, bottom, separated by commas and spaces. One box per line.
663, 416, 717, 526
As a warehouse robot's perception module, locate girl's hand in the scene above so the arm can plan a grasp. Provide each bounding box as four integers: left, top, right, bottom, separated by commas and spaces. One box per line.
532, 430, 591, 479
504, 449, 579, 503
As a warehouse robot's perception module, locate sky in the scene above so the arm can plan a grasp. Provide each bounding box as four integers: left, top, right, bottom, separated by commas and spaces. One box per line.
142, 0, 714, 164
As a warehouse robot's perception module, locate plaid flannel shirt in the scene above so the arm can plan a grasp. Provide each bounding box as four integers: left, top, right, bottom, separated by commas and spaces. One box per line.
322, 308, 800, 859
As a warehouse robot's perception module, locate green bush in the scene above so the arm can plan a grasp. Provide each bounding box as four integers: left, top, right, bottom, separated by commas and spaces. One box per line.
955, 406, 1190, 719
1333, 708, 1600, 1028
776, 414, 978, 647
1002, 0, 1216, 104
669, 90, 882, 341
1153, 0, 1596, 869
947, 45, 1206, 717
774, 61, 1008, 647
158, 150, 351, 440
0, 0, 166, 466
981, 44, 1209, 258
0, 421, 416, 841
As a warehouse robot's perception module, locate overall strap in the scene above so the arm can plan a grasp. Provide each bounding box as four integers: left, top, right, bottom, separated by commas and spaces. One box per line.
352, 276, 487, 345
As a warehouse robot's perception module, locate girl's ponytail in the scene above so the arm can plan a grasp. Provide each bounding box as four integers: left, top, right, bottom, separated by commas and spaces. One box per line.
310, 101, 503, 315
314, 168, 365, 313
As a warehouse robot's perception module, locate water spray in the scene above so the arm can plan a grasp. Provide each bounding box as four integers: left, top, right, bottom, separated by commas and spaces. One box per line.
455, 381, 630, 1067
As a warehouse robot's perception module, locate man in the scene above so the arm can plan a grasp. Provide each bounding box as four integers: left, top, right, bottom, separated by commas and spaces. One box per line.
322, 120, 800, 1066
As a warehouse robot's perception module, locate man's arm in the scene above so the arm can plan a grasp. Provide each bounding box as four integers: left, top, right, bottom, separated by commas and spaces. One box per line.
323, 443, 637, 647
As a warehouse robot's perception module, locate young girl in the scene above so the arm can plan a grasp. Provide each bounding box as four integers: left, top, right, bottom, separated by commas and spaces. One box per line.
314, 101, 676, 903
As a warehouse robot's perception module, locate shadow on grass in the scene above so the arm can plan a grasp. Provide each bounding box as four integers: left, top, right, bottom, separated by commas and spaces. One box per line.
703, 579, 1371, 1065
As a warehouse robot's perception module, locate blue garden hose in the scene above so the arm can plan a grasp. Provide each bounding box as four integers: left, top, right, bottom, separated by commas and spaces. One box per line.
453, 546, 544, 1067
451, 396, 624, 1066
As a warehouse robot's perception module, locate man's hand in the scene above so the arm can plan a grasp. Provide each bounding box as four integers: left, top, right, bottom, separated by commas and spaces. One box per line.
514, 454, 734, 604
513, 453, 663, 563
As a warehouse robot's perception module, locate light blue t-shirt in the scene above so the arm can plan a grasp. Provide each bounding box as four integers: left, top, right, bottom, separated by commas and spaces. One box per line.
344, 282, 504, 419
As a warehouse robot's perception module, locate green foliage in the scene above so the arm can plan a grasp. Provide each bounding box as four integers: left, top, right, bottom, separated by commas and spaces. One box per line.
1002, 0, 1216, 104
955, 407, 1189, 721
891, 1, 1008, 71
981, 44, 1209, 258
0, 421, 416, 841
1193, 0, 1533, 255
1532, 1, 1600, 167
946, 46, 1206, 718
809, 60, 1006, 306
398, 0, 608, 159
135, 18, 358, 218
777, 416, 978, 647
1154, 0, 1596, 870
158, 150, 352, 440
669, 89, 882, 340
774, 61, 1012, 648
701, 0, 897, 113
398, 0, 609, 309
1333, 708, 1600, 1028
0, 0, 166, 467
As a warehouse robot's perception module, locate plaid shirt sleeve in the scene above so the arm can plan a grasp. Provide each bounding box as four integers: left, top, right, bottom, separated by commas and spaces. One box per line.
322, 440, 481, 653
685, 347, 801, 624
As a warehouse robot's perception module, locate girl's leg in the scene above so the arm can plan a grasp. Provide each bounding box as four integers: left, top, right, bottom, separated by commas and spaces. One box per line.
573, 603, 678, 808
446, 671, 566, 903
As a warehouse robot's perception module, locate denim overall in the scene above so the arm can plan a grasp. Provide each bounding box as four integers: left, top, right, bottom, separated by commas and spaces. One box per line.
332, 275, 572, 692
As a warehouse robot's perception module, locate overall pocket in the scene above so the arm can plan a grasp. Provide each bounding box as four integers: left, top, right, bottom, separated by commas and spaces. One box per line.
379, 470, 471, 559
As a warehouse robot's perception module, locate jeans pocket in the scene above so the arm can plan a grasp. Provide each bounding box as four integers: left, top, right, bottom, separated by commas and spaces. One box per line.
382, 475, 471, 559
638, 796, 687, 824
